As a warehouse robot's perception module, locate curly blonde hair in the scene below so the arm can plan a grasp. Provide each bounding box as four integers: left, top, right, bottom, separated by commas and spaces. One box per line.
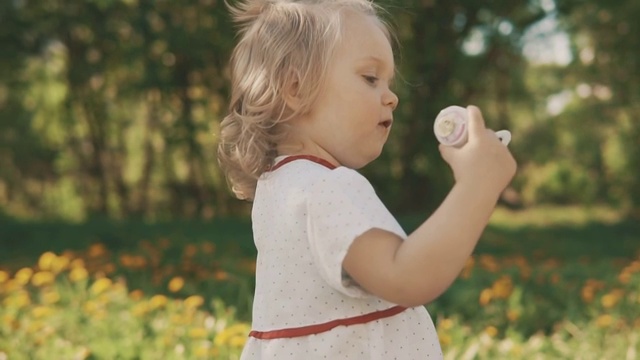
217, 0, 392, 200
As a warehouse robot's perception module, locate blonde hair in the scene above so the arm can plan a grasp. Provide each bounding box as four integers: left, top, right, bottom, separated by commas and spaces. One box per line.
217, 0, 392, 200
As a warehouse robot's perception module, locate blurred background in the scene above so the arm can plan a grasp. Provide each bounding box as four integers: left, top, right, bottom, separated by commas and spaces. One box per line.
0, 0, 639, 359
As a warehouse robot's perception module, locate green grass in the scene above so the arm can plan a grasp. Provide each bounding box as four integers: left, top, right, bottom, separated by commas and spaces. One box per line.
0, 217, 255, 268
1, 206, 639, 359
3, 205, 637, 266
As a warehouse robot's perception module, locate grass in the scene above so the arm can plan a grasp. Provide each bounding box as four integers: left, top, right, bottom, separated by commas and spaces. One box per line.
1, 205, 639, 359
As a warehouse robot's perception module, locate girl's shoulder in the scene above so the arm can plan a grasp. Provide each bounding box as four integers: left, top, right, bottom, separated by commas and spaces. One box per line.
311, 166, 373, 193
267, 156, 373, 192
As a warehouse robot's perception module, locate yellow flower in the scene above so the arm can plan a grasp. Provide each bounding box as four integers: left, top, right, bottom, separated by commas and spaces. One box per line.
83, 300, 100, 314
243, 260, 257, 274
111, 281, 126, 295
491, 275, 514, 299
478, 255, 500, 272
507, 309, 520, 322
38, 252, 57, 271
168, 277, 185, 293
41, 290, 61, 304
581, 286, 595, 303
131, 302, 150, 317
460, 256, 475, 279
14, 267, 33, 285
90, 278, 112, 295
32, 306, 54, 319
618, 271, 631, 284
120, 255, 147, 269
103, 263, 116, 274
2, 314, 17, 329
171, 314, 186, 325
601, 289, 624, 308
507, 255, 531, 280
214, 331, 230, 347
229, 335, 247, 347
188, 327, 209, 339
88, 243, 108, 257
437, 318, 454, 331
70, 258, 86, 269
2, 279, 21, 293
215, 324, 250, 347
184, 295, 204, 309
194, 347, 209, 357
596, 314, 613, 328
184, 244, 198, 258
162, 334, 174, 346
439, 333, 452, 347
0, 270, 9, 283
479, 288, 493, 306
484, 325, 498, 337
32, 271, 55, 287
69, 267, 89, 282
227, 323, 251, 334
214, 271, 229, 281
150, 295, 168, 309
51, 254, 70, 274
580, 279, 605, 303
28, 320, 44, 333
4, 290, 31, 309
129, 289, 144, 301
119, 254, 134, 268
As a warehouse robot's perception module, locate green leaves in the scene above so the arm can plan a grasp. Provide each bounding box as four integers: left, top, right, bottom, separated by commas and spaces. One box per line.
1, 0, 639, 219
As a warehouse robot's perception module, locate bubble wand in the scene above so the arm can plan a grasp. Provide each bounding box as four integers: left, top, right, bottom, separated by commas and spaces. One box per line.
434, 106, 511, 147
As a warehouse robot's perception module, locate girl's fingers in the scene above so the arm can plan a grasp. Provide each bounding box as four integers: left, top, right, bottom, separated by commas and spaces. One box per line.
466, 106, 486, 142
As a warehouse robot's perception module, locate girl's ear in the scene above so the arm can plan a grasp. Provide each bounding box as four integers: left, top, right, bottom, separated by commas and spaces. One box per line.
283, 71, 302, 111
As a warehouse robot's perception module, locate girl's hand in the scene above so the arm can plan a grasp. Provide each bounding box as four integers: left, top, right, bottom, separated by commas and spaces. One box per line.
438, 105, 517, 195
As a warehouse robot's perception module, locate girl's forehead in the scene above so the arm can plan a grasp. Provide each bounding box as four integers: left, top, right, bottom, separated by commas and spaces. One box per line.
336, 14, 394, 64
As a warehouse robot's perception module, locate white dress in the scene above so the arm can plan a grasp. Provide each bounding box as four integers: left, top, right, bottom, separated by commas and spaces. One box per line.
241, 156, 443, 360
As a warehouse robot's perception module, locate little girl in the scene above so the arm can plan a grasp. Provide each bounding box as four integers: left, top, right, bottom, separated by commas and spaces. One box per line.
217, 0, 517, 358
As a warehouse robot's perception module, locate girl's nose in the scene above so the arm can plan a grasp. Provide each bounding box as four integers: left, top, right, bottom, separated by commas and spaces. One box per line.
383, 90, 399, 111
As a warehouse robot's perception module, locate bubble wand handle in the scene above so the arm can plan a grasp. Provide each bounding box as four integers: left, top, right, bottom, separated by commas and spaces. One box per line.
434, 106, 511, 147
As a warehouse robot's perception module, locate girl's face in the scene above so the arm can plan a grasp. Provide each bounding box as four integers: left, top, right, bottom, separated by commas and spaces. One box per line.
288, 12, 398, 169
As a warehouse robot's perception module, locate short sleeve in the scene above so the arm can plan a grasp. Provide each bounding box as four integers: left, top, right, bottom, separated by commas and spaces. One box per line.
306, 167, 406, 298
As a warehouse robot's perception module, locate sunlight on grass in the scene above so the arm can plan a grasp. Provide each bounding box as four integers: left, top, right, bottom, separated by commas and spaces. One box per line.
490, 205, 624, 228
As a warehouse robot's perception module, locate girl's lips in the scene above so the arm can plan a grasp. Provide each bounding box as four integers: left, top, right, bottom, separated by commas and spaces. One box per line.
379, 119, 393, 128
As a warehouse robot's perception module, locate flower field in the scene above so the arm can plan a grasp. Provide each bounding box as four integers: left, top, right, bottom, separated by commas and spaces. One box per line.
0, 241, 254, 359
1, 207, 639, 359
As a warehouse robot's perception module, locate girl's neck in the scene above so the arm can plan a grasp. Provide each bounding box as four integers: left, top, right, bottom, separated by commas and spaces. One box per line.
277, 142, 340, 168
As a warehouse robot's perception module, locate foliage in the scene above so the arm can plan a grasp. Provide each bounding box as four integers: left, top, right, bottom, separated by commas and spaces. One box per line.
514, 0, 640, 212
3, 1, 638, 220
0, 251, 250, 359
1, 207, 639, 359
1, 0, 240, 220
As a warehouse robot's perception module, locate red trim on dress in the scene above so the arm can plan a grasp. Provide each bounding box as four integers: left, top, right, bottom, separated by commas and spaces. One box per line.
269, 155, 337, 172
248, 305, 407, 339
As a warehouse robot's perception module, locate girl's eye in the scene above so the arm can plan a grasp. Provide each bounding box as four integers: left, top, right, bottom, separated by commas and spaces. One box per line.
363, 75, 378, 85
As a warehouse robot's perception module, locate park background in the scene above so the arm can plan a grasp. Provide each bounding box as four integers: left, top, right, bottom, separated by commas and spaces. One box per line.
1, 0, 639, 358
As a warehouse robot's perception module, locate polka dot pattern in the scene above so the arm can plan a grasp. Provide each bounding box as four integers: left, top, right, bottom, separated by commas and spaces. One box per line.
243, 157, 442, 359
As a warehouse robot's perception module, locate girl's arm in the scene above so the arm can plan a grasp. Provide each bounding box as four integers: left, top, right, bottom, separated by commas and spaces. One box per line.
343, 106, 516, 307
